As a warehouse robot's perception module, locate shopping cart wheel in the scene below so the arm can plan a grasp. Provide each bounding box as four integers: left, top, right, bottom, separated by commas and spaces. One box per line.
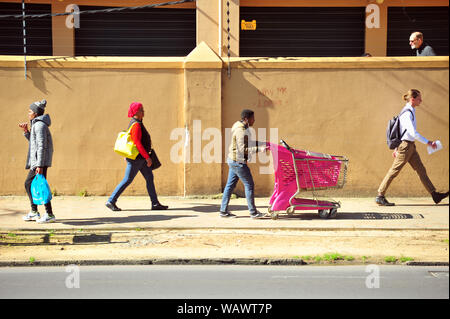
286, 206, 295, 215
318, 209, 330, 219
329, 208, 338, 219
267, 206, 278, 220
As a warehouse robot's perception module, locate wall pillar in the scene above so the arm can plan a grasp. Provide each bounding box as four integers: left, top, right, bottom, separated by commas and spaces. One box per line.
365, 1, 388, 57
183, 42, 223, 195
196, 0, 240, 57
51, 0, 75, 56
196, 0, 219, 55
220, 0, 240, 57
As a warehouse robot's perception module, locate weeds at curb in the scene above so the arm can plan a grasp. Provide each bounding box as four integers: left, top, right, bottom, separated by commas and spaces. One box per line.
362, 256, 371, 263
384, 256, 397, 263
78, 189, 88, 197
301, 255, 312, 261
344, 256, 355, 261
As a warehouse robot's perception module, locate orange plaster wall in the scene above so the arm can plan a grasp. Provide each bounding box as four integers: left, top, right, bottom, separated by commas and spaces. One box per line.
0, 62, 184, 196
221, 60, 449, 197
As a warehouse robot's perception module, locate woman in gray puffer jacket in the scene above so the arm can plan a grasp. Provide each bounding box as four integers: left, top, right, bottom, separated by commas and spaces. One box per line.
18, 99, 55, 223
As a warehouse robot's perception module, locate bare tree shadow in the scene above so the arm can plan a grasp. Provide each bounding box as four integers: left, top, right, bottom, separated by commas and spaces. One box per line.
58, 214, 192, 226
189, 203, 266, 213
394, 203, 449, 207
0, 208, 25, 217
120, 208, 183, 212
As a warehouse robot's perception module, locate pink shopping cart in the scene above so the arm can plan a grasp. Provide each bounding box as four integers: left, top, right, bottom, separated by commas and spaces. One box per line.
267, 140, 348, 220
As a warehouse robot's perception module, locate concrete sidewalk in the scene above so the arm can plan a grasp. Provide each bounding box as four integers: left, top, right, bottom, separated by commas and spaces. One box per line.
1, 196, 448, 265
0, 196, 448, 231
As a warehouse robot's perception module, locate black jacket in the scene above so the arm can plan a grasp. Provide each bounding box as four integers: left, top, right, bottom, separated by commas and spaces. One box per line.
128, 118, 152, 160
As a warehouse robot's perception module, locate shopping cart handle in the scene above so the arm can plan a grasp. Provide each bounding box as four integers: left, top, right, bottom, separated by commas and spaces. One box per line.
280, 139, 292, 151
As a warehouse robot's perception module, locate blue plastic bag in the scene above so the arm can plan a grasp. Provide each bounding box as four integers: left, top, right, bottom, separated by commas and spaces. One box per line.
31, 174, 52, 205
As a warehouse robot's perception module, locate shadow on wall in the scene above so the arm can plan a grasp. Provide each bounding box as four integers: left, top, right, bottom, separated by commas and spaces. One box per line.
371, 69, 449, 127
221, 68, 275, 196
28, 67, 73, 94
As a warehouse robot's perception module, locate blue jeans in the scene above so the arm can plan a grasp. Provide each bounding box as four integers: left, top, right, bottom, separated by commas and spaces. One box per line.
220, 159, 257, 214
108, 157, 159, 205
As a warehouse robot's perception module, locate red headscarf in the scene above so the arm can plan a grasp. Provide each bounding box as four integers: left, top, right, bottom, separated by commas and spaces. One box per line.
128, 102, 143, 118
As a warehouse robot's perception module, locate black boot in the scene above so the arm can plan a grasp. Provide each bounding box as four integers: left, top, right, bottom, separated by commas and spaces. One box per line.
432, 191, 449, 204
375, 195, 395, 206
152, 203, 168, 210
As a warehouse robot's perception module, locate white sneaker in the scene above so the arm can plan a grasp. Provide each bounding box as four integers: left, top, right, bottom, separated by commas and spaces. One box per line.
36, 213, 55, 224
23, 211, 40, 221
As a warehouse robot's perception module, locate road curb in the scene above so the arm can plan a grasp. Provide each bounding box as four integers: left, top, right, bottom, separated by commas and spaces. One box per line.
0, 259, 448, 267
0, 258, 308, 267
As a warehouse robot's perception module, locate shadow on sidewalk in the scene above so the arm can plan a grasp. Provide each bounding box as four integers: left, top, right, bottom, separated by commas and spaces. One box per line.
393, 203, 449, 207
271, 212, 424, 220
189, 203, 267, 213
57, 214, 192, 226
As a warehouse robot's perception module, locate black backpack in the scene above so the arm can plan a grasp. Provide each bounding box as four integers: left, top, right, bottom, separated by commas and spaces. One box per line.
386, 109, 414, 149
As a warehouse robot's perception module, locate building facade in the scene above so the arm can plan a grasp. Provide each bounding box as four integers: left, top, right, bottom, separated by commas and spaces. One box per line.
0, 0, 448, 197
1, 0, 448, 57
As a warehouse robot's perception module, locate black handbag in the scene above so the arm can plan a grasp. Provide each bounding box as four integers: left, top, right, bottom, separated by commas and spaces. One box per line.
149, 149, 161, 170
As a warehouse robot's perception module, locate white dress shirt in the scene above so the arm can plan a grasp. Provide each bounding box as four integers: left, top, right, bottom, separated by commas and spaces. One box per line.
399, 103, 429, 144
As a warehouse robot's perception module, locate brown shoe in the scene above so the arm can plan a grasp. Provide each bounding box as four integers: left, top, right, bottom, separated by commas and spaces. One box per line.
432, 191, 449, 204
375, 196, 395, 206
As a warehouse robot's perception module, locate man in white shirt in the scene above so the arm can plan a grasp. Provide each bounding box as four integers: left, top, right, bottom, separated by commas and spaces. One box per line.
376, 89, 449, 206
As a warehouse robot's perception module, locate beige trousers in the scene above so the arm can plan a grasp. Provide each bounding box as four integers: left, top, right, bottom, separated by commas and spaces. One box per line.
378, 141, 436, 196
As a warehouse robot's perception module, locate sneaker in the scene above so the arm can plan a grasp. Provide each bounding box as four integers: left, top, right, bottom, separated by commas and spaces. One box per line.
152, 203, 168, 210
250, 211, 264, 219
105, 202, 121, 211
220, 211, 237, 218
36, 213, 55, 224
23, 211, 40, 222
375, 195, 395, 206
432, 191, 449, 204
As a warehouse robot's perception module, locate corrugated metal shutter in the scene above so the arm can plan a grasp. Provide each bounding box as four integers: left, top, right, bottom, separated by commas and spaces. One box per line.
0, 2, 52, 55
75, 6, 196, 56
387, 6, 449, 56
240, 7, 365, 57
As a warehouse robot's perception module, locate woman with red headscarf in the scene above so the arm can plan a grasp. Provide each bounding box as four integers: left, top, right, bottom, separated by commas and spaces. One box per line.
106, 102, 168, 211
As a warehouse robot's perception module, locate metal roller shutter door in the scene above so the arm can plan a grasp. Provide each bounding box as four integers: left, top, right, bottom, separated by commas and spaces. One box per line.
240, 7, 365, 57
75, 6, 196, 57
0, 2, 52, 56
387, 6, 449, 56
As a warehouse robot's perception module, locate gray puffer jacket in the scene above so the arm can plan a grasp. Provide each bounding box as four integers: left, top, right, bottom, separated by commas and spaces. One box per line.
24, 114, 54, 170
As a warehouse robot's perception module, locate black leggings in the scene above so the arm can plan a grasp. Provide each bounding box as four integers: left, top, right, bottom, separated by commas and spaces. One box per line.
24, 167, 53, 215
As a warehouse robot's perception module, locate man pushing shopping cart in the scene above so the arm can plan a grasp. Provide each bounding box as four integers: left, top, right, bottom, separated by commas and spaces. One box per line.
219, 109, 348, 220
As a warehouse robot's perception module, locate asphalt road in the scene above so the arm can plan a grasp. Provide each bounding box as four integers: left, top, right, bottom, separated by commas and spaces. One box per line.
0, 265, 448, 299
